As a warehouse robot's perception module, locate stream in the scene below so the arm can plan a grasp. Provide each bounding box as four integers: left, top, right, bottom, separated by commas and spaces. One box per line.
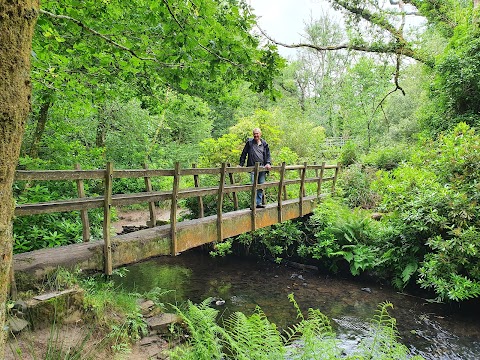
112, 249, 480, 359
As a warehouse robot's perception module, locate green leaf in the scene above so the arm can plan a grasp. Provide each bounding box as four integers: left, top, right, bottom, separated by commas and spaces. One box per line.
180, 77, 189, 90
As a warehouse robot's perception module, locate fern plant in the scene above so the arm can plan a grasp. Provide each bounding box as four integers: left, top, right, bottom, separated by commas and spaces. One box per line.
169, 298, 224, 360
349, 301, 424, 360
223, 307, 285, 360
282, 293, 342, 359
169, 296, 425, 360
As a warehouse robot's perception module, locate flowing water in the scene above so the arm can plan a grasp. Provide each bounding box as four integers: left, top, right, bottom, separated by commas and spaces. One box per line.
112, 250, 480, 359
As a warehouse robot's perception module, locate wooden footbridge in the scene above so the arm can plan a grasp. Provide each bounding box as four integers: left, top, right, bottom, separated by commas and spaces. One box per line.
13, 162, 339, 278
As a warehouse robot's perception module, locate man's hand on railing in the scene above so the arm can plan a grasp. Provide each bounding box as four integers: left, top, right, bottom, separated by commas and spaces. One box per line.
264, 164, 271, 171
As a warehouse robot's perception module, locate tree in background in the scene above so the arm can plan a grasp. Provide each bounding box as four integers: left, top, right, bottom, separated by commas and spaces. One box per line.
22, 0, 285, 167
336, 57, 394, 150
262, 0, 479, 137
420, 2, 480, 133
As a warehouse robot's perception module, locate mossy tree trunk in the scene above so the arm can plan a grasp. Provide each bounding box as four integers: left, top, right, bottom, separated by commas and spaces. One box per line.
0, 0, 38, 356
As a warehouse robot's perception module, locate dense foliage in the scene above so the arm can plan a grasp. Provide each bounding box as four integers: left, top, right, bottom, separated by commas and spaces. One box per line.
11, 0, 480, 304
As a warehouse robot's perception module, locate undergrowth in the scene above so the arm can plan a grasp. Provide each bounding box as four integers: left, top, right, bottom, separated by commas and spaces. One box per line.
169, 294, 424, 360
8, 267, 170, 359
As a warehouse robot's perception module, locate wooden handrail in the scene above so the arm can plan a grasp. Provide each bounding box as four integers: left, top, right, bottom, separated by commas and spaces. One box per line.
13, 161, 340, 274
14, 163, 340, 215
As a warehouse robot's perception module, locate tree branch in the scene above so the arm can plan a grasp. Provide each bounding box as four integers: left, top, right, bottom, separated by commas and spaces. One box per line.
40, 9, 184, 68
403, 0, 458, 29
257, 25, 432, 66
161, 0, 242, 67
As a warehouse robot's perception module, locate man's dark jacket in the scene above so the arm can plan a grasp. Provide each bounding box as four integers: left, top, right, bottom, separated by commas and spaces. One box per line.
239, 138, 271, 167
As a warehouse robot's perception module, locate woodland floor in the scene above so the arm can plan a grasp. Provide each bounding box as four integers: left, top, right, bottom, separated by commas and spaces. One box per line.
6, 323, 170, 360
113, 207, 171, 234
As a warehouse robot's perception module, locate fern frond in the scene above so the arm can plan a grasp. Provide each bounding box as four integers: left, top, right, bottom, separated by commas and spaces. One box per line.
223, 307, 284, 360
170, 299, 224, 360
354, 301, 419, 360
284, 295, 343, 359
288, 292, 305, 321
281, 322, 303, 345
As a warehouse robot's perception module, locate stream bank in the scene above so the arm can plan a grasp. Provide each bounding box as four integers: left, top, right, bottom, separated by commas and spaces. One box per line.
112, 249, 480, 360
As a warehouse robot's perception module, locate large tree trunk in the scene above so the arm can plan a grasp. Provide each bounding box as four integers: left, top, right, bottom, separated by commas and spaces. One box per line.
0, 0, 38, 356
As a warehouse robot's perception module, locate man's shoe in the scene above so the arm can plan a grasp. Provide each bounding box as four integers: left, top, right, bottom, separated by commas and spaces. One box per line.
256, 204, 265, 208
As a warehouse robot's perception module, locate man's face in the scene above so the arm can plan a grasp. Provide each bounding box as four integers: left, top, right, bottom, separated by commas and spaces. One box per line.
253, 130, 261, 141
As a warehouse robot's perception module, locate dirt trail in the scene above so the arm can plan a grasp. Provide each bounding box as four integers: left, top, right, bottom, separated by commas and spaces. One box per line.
113, 207, 188, 234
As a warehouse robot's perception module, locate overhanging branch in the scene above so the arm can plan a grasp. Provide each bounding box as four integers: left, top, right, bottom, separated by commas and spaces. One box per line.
257, 25, 432, 66
161, 0, 242, 67
40, 9, 184, 68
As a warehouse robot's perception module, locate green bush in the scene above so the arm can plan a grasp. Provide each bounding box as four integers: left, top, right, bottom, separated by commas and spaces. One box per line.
304, 198, 380, 275
337, 163, 380, 209
362, 145, 412, 170
338, 141, 358, 166
371, 124, 480, 300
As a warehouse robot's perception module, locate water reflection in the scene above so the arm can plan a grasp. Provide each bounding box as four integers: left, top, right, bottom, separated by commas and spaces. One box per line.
112, 250, 480, 360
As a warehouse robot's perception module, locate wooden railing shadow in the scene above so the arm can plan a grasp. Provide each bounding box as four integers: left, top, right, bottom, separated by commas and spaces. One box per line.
14, 161, 340, 275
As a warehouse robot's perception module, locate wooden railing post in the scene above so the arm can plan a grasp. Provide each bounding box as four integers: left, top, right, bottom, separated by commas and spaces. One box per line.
192, 163, 204, 218
227, 163, 239, 210
277, 162, 286, 223
75, 163, 90, 242
103, 162, 113, 276
317, 161, 326, 199
170, 162, 181, 255
299, 162, 307, 217
332, 163, 340, 194
217, 163, 227, 243
144, 163, 157, 228
251, 162, 260, 231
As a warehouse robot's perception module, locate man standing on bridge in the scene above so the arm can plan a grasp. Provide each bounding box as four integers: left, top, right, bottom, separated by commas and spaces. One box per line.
239, 127, 272, 208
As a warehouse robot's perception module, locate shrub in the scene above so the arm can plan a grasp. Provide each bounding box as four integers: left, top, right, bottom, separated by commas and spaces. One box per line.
337, 163, 380, 209
338, 141, 358, 166
362, 144, 412, 170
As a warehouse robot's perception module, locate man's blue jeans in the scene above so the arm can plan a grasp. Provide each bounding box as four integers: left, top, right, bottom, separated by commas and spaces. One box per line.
251, 171, 266, 206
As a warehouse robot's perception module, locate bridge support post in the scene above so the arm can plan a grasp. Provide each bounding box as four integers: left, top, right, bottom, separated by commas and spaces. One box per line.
277, 162, 286, 223
192, 163, 204, 218
75, 163, 90, 242
317, 161, 325, 199
299, 162, 307, 217
171, 162, 180, 255
251, 162, 260, 231
332, 163, 340, 194
227, 163, 239, 210
103, 162, 113, 275
217, 163, 226, 243
144, 163, 157, 227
